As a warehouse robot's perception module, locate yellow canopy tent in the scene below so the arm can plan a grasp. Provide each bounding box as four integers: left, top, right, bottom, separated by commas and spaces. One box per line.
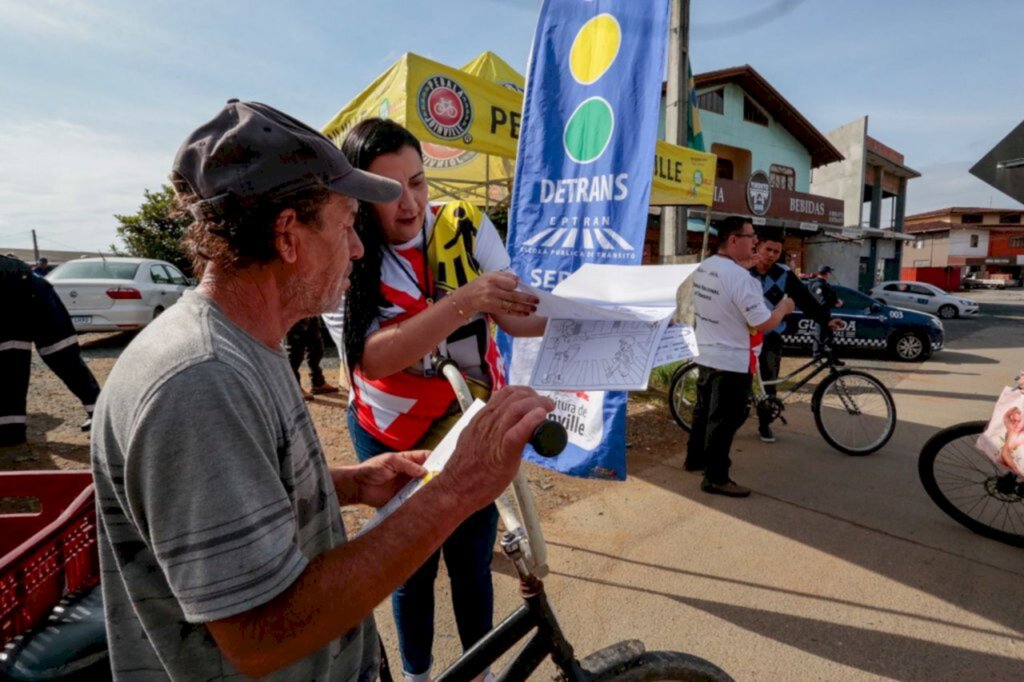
322, 51, 716, 212
322, 52, 521, 208
426, 52, 523, 206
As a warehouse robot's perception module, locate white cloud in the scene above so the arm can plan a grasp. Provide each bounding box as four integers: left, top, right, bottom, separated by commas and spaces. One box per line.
0, 0, 103, 40
0, 119, 172, 251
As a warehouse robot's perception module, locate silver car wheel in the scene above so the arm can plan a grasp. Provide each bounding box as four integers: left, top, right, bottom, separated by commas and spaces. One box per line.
896, 334, 924, 360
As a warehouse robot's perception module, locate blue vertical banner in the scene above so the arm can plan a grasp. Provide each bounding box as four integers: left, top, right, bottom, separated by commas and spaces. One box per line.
504, 0, 670, 479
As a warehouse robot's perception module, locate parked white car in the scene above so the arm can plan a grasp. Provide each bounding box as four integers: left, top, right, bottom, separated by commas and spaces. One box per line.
868, 280, 979, 320
47, 257, 192, 332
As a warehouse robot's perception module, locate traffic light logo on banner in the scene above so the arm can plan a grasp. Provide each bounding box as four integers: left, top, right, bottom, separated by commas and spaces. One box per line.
564, 13, 621, 165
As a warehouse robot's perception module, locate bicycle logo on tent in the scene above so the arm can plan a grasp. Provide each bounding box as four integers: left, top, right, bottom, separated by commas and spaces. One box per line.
417, 75, 474, 143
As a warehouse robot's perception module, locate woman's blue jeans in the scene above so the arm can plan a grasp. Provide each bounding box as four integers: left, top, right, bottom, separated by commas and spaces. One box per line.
347, 407, 498, 676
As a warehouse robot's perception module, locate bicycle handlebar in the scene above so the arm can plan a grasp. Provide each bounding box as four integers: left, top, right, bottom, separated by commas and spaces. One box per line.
431, 355, 568, 458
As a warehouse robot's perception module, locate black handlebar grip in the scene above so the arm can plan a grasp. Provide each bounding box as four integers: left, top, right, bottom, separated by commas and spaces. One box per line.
529, 420, 568, 458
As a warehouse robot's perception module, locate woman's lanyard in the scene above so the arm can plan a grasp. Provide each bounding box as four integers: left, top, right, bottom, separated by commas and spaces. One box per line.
383, 221, 441, 374
383, 221, 433, 305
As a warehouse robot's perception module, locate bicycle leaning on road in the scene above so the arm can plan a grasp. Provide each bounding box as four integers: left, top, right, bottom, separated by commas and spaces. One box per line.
917, 421, 1024, 547
667, 344, 897, 456
424, 356, 734, 682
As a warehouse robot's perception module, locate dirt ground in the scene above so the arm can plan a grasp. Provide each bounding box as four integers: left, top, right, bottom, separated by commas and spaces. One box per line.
0, 331, 686, 525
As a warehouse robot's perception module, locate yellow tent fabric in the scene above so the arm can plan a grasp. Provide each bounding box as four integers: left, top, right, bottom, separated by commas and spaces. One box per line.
424, 52, 522, 205
323, 52, 522, 159
461, 51, 524, 92
322, 51, 716, 207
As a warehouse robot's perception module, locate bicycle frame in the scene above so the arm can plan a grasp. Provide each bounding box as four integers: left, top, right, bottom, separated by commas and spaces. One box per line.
431, 358, 642, 682
435, 533, 590, 682
754, 354, 833, 406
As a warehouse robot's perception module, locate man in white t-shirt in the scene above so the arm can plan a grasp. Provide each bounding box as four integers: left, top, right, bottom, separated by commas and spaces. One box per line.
684, 216, 795, 497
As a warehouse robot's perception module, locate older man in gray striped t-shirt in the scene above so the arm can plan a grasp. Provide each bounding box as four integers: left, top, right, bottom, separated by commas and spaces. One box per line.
91, 100, 553, 680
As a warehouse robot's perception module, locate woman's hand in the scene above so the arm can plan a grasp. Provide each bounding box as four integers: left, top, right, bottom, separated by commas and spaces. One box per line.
454, 272, 539, 318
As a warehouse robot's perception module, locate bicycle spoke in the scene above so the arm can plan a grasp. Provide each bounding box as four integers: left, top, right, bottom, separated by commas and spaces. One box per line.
928, 429, 1024, 538
814, 372, 895, 454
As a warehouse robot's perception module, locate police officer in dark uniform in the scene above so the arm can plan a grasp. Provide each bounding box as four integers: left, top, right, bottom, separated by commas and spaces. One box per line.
0, 255, 101, 446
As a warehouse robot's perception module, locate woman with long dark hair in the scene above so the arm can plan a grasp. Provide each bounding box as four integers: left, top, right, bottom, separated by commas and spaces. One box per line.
324, 118, 545, 681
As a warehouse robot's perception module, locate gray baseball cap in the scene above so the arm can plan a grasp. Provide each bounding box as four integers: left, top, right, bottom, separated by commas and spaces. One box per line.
172, 99, 401, 220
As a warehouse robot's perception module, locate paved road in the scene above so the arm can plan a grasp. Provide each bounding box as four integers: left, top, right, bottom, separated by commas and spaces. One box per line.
398, 289, 1024, 681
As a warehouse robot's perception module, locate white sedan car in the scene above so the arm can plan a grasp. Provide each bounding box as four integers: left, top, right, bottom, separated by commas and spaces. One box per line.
47, 257, 192, 332
868, 280, 979, 320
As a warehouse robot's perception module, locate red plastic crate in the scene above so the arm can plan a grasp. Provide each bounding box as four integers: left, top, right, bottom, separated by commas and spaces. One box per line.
0, 471, 99, 645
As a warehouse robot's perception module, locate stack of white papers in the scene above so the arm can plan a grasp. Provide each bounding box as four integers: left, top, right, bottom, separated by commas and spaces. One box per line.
519, 263, 699, 391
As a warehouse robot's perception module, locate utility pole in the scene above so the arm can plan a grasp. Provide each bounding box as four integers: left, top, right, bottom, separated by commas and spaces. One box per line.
661, 0, 689, 263
32, 229, 40, 263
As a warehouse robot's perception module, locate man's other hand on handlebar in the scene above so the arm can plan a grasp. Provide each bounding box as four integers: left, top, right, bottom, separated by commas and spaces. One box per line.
435, 386, 555, 512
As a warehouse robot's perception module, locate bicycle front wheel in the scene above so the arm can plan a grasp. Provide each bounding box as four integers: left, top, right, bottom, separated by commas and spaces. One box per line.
918, 421, 1024, 546
587, 650, 733, 682
811, 369, 896, 455
668, 363, 700, 432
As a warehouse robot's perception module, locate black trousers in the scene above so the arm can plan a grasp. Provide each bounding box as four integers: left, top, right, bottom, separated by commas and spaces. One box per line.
757, 334, 783, 429
685, 366, 752, 485
0, 277, 100, 446
286, 317, 326, 388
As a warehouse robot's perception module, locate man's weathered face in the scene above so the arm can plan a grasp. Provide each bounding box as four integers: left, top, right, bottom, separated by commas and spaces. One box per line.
286, 193, 364, 315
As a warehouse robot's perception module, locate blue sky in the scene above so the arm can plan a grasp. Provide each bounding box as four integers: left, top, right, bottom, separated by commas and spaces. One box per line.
2, 0, 1021, 252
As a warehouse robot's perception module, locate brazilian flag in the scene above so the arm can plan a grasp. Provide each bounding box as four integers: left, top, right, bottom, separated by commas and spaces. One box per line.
687, 62, 705, 152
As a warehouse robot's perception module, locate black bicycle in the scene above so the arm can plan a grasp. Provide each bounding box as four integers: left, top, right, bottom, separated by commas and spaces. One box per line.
668, 348, 896, 456
426, 357, 734, 682
918, 420, 1024, 547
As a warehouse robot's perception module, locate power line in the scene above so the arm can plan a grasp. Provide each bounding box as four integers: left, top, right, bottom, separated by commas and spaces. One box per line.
693, 0, 807, 39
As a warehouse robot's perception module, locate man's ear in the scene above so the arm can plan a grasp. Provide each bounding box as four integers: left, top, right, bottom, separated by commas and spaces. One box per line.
273, 208, 300, 264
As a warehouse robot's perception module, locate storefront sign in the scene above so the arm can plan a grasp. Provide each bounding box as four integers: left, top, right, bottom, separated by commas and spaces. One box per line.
746, 170, 772, 216
713, 174, 844, 227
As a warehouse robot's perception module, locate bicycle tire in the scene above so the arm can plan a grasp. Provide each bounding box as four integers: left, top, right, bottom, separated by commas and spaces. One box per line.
918, 421, 1024, 546
811, 369, 896, 455
668, 362, 700, 432
588, 650, 733, 682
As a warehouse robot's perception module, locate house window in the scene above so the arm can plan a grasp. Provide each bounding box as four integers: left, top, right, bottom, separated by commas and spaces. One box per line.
970, 234, 979, 248
743, 96, 769, 126
914, 240, 924, 249
961, 213, 983, 224
716, 158, 734, 180
697, 88, 724, 115
1001, 214, 1022, 224
1010, 236, 1024, 248
769, 164, 795, 191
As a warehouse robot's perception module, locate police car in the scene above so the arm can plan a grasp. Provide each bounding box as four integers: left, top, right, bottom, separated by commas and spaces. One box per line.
781, 284, 944, 362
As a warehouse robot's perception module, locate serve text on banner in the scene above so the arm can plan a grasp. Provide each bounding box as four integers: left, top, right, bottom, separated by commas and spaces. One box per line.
503, 0, 671, 479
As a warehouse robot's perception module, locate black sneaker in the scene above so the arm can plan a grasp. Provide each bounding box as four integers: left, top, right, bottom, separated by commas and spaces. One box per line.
81, 417, 93, 432
700, 479, 752, 498
759, 425, 775, 443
